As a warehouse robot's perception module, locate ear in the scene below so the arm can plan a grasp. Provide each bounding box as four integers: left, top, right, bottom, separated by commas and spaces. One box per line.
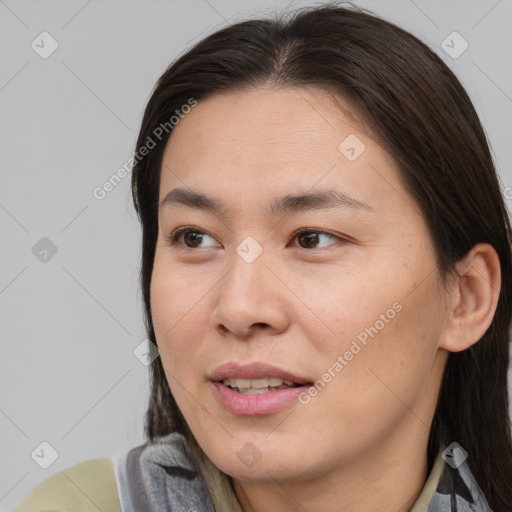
439, 243, 501, 353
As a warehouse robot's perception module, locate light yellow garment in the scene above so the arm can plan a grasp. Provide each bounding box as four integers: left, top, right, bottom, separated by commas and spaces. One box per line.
12, 458, 121, 512
13, 450, 444, 511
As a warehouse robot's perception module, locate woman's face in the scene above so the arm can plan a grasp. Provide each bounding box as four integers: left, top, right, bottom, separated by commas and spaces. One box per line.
150, 86, 450, 482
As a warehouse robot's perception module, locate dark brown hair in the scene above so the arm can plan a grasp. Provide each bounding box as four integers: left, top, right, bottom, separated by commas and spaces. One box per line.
131, 3, 512, 509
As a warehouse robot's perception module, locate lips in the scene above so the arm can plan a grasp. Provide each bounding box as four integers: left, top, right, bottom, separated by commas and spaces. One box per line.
209, 362, 313, 416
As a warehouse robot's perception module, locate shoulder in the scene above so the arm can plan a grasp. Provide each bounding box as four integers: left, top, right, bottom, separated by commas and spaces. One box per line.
12, 457, 121, 512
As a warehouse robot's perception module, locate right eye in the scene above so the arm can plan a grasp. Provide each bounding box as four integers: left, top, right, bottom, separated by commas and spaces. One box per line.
166, 227, 220, 249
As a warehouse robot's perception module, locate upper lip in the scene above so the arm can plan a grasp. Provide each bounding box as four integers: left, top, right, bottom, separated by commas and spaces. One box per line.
209, 362, 312, 384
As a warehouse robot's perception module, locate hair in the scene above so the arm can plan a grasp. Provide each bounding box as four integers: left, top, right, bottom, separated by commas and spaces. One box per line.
130, 2, 512, 509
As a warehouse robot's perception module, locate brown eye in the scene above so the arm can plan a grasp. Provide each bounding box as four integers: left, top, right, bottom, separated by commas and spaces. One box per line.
168, 228, 219, 249
183, 231, 203, 248
297, 232, 320, 249
294, 230, 341, 249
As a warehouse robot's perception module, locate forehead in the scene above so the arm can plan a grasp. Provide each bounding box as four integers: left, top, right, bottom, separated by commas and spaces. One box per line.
159, 86, 404, 213
163, 86, 356, 157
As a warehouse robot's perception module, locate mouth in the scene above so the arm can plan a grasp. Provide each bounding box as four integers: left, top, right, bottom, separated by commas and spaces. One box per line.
209, 362, 314, 415
220, 377, 304, 394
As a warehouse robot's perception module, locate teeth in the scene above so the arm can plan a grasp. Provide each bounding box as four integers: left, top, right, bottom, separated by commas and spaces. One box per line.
233, 385, 295, 394
248, 377, 283, 389
221, 377, 298, 390
237, 388, 272, 394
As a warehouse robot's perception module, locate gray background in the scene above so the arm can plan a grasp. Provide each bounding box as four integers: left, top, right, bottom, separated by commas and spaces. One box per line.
1, 0, 511, 509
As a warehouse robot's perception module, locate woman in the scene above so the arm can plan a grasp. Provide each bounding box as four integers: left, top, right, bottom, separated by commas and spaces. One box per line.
14, 3, 512, 511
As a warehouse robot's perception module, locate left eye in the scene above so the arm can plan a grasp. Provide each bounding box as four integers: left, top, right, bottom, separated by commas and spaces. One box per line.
292, 229, 341, 249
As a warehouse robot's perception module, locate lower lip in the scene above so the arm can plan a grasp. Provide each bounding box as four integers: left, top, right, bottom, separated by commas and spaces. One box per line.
211, 381, 311, 416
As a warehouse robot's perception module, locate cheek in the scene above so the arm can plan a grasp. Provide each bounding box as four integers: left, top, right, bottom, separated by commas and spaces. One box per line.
311, 277, 403, 361
150, 247, 204, 338
150, 269, 206, 421
149, 256, 205, 378
320, 282, 444, 432
312, 256, 445, 399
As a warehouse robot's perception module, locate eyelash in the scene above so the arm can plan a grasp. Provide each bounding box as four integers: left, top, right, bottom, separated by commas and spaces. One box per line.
165, 226, 347, 251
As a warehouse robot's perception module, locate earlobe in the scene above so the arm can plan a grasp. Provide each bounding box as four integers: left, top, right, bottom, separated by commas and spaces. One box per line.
439, 243, 501, 353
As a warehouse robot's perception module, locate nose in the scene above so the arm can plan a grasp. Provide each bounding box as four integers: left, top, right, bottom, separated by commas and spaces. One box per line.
210, 246, 290, 338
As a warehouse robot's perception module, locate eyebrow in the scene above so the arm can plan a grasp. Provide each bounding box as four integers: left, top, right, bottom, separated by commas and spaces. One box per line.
159, 187, 372, 216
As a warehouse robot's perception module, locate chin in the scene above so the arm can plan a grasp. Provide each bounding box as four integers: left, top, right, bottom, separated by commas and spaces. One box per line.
221, 460, 300, 483
204, 441, 317, 483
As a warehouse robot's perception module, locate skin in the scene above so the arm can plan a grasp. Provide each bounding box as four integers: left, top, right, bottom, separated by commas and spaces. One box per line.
150, 86, 501, 512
